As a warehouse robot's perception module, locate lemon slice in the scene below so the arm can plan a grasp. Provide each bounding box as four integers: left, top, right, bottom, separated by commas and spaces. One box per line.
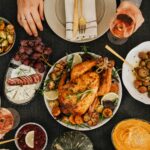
44, 90, 58, 101
101, 92, 119, 104
25, 130, 34, 149
72, 54, 82, 68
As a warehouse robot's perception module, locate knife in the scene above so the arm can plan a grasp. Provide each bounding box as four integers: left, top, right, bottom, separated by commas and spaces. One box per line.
73, 0, 79, 38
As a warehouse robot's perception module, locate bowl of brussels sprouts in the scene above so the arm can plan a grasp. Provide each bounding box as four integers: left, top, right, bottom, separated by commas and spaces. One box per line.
0, 17, 16, 56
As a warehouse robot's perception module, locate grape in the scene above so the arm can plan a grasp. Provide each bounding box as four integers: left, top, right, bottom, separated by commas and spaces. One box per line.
23, 59, 30, 66
14, 54, 20, 61
34, 45, 43, 53
34, 37, 42, 46
20, 40, 28, 46
25, 48, 33, 55
32, 52, 41, 60
44, 47, 52, 55
28, 41, 34, 47
21, 54, 28, 61
19, 46, 25, 53
33, 62, 42, 70
38, 63, 45, 73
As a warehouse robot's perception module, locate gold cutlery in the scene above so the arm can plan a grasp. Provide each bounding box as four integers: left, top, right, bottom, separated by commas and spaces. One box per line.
73, 0, 79, 38
0, 137, 18, 145
105, 45, 134, 69
79, 0, 86, 34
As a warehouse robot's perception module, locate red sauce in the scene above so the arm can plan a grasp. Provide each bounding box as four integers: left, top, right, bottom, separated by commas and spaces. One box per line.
17, 124, 46, 150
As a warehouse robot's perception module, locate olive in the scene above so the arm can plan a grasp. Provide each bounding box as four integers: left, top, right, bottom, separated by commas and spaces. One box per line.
138, 86, 148, 93
137, 68, 149, 78
138, 52, 148, 60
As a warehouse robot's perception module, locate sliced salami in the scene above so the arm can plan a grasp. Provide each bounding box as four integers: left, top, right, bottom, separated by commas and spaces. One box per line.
7, 74, 42, 86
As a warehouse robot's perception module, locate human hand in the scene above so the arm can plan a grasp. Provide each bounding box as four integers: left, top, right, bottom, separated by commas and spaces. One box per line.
17, 0, 44, 37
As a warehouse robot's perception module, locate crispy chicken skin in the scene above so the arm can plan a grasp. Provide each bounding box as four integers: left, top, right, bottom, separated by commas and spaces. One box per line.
71, 60, 96, 81
58, 60, 100, 115
97, 67, 113, 96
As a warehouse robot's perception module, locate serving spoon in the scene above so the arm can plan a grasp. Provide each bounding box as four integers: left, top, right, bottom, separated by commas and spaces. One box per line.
105, 45, 134, 69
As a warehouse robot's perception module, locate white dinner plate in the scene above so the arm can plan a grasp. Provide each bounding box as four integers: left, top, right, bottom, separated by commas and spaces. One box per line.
43, 52, 122, 131
122, 41, 150, 105
44, 0, 116, 43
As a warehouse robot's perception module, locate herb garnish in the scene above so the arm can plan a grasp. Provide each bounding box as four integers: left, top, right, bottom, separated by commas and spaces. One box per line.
66, 54, 73, 72
112, 68, 121, 79
81, 45, 89, 54
67, 89, 94, 101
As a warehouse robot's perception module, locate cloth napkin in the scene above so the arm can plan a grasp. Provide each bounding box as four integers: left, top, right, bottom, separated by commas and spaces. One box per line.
65, 0, 97, 41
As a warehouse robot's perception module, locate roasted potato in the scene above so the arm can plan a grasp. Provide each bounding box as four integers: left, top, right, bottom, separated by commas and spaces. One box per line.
0, 20, 5, 30
138, 52, 148, 60
0, 20, 15, 54
102, 108, 113, 118
134, 80, 142, 89
52, 106, 61, 117
74, 115, 83, 125
138, 86, 148, 93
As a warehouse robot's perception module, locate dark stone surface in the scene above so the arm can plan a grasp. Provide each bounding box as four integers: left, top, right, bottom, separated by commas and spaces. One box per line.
0, 0, 150, 150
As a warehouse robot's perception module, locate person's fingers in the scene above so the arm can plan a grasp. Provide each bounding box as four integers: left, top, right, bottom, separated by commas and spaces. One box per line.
39, 1, 44, 20
20, 16, 32, 36
31, 9, 43, 31
17, 13, 22, 26
25, 13, 38, 37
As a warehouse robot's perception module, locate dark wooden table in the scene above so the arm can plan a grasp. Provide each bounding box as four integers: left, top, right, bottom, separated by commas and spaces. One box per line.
0, 0, 150, 150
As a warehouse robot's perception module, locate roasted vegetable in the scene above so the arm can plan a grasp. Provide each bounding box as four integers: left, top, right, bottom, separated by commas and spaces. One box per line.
48, 81, 55, 90
62, 116, 69, 123
0, 19, 15, 54
74, 115, 83, 125
69, 115, 76, 125
96, 105, 104, 113
87, 112, 99, 126
1, 40, 8, 47
134, 51, 150, 97
6, 24, 15, 34
102, 108, 113, 118
138, 52, 148, 60
0, 31, 6, 39
52, 106, 61, 117
0, 20, 5, 30
49, 100, 59, 109
138, 86, 148, 93
134, 80, 142, 89
7, 34, 14, 44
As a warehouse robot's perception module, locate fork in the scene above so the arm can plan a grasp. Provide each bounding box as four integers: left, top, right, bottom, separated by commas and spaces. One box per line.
78, 0, 86, 34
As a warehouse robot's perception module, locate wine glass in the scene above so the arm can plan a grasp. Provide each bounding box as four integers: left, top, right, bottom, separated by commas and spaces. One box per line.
107, 0, 143, 45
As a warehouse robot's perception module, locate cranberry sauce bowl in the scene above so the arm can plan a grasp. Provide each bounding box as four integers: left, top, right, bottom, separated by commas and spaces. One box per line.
15, 122, 48, 150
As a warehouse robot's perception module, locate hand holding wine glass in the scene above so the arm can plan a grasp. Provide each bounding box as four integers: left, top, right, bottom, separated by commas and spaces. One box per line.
108, 1, 144, 45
